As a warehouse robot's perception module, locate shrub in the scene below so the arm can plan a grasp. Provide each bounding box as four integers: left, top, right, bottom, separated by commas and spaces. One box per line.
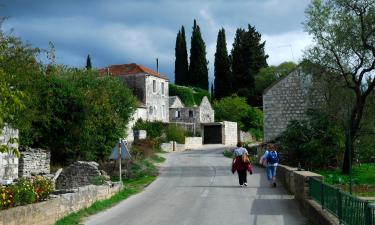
169, 84, 210, 107
0, 186, 14, 209
133, 119, 166, 139
32, 176, 54, 201
12, 178, 37, 206
166, 124, 186, 143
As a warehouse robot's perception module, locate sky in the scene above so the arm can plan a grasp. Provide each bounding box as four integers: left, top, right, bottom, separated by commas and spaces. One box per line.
1, 0, 312, 84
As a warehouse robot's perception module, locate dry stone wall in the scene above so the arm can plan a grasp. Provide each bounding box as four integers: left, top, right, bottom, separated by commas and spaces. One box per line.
55, 161, 103, 190
18, 147, 50, 177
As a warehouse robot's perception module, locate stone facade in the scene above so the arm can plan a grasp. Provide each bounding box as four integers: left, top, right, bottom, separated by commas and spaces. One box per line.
18, 147, 50, 177
55, 161, 106, 190
169, 96, 215, 133
222, 121, 238, 145
184, 137, 203, 150
263, 67, 323, 141
0, 126, 19, 181
201, 121, 238, 145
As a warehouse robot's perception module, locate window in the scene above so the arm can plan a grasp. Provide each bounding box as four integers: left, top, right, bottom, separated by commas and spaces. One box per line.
153, 80, 156, 92
161, 82, 164, 95
175, 110, 180, 118
189, 110, 193, 118
149, 106, 153, 115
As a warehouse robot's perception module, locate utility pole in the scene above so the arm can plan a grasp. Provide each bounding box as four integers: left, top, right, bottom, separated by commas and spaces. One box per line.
119, 138, 122, 183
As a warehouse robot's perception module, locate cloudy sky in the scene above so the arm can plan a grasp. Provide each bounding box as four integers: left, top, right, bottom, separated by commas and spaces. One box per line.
2, 0, 312, 83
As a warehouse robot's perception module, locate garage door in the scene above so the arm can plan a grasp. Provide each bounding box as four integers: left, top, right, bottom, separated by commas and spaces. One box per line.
203, 125, 222, 144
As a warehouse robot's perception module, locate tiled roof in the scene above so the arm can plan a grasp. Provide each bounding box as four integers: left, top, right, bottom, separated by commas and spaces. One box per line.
99, 63, 168, 80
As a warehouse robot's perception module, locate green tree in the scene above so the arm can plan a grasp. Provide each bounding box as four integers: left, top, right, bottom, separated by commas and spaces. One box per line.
174, 26, 189, 85
231, 25, 268, 106
86, 54, 92, 70
189, 20, 209, 90
214, 28, 232, 99
213, 94, 263, 138
304, 0, 375, 174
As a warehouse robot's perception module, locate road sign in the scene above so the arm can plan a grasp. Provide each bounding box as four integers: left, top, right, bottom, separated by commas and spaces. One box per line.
109, 139, 131, 183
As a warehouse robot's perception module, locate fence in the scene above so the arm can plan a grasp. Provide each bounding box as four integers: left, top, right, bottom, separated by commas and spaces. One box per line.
309, 178, 374, 225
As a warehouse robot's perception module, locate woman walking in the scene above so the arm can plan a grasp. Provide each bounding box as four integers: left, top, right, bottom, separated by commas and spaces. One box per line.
231, 142, 253, 187
260, 144, 279, 187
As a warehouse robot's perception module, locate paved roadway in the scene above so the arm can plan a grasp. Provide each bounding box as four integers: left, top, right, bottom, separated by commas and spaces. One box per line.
84, 145, 306, 225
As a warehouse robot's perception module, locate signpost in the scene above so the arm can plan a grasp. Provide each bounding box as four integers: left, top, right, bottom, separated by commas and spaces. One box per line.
109, 139, 131, 183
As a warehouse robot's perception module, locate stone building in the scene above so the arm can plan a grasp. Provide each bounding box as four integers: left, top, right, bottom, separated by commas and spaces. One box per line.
18, 147, 50, 177
99, 63, 169, 123
0, 126, 19, 181
169, 96, 215, 133
263, 66, 323, 142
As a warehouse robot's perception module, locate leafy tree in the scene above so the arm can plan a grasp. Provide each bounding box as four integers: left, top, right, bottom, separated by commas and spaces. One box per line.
174, 26, 189, 85
214, 28, 231, 99
86, 54, 92, 70
231, 25, 268, 106
304, 0, 375, 174
254, 61, 297, 105
189, 20, 208, 90
213, 94, 263, 138
279, 109, 345, 170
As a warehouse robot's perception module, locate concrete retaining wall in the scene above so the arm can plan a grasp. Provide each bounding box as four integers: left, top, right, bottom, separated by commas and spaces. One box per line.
0, 184, 122, 225
184, 137, 202, 150
160, 141, 185, 152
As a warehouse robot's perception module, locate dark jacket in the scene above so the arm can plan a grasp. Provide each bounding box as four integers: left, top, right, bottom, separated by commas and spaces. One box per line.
232, 156, 252, 174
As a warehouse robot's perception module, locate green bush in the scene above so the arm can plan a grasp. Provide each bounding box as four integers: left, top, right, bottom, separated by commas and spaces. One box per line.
12, 178, 37, 205
166, 124, 186, 143
279, 109, 345, 170
32, 176, 54, 201
133, 119, 166, 139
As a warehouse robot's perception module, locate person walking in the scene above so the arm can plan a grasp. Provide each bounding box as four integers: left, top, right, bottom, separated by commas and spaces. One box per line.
231, 142, 253, 187
260, 144, 279, 187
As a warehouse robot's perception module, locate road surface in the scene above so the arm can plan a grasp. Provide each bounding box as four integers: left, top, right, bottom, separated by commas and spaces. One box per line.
84, 145, 307, 225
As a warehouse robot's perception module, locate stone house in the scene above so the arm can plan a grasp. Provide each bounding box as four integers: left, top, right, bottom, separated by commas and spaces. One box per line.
169, 96, 215, 133
263, 66, 323, 142
99, 63, 169, 123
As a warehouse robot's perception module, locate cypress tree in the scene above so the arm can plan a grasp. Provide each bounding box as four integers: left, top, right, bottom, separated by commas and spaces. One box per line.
231, 25, 268, 106
174, 26, 189, 85
86, 54, 92, 70
189, 19, 208, 90
210, 83, 214, 99
214, 28, 231, 99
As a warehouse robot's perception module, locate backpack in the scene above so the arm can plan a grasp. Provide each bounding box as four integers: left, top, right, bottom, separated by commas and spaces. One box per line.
267, 151, 279, 164
242, 153, 250, 163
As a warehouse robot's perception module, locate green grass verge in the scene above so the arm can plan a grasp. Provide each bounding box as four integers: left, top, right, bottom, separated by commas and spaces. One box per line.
316, 163, 375, 197
151, 154, 166, 163
223, 149, 233, 158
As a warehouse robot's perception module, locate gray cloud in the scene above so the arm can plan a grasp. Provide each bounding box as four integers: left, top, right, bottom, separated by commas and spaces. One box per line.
1, 0, 312, 83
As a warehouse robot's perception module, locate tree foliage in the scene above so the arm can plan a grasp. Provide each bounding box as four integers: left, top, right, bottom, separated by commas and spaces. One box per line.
213, 94, 263, 139
231, 25, 268, 106
214, 28, 231, 99
189, 20, 209, 90
304, 0, 375, 173
174, 26, 189, 86
86, 54, 92, 70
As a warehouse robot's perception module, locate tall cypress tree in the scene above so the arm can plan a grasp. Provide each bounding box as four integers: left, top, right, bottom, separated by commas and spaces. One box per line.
174, 26, 189, 85
231, 25, 268, 106
86, 54, 92, 70
189, 19, 208, 90
214, 28, 231, 99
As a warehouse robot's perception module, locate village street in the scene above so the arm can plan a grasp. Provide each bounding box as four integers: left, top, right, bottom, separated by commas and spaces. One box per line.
84, 145, 306, 225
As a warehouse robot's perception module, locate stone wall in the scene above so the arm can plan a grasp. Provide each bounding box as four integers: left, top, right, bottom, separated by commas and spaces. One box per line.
160, 141, 185, 152
185, 137, 202, 150
263, 68, 321, 142
0, 184, 122, 225
55, 161, 105, 190
145, 75, 169, 122
0, 126, 19, 180
18, 147, 50, 177
238, 131, 253, 143
223, 121, 237, 145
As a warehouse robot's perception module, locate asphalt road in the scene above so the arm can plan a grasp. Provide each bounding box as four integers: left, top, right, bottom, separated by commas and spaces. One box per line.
84, 145, 306, 225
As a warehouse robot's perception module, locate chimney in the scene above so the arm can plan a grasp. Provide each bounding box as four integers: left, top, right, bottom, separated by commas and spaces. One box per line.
156, 58, 159, 75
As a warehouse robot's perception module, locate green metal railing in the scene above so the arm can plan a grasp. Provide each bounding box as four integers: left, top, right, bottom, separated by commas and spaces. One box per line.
309, 177, 375, 225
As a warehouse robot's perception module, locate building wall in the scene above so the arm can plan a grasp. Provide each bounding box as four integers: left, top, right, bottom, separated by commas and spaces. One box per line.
263, 68, 314, 142
145, 75, 169, 122
0, 126, 19, 180
169, 97, 184, 108
119, 73, 146, 104
199, 96, 214, 123
18, 147, 50, 177
222, 121, 238, 145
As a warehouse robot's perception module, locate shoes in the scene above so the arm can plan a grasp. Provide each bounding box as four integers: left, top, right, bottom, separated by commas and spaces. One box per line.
244, 183, 247, 186
273, 182, 277, 188
240, 184, 244, 187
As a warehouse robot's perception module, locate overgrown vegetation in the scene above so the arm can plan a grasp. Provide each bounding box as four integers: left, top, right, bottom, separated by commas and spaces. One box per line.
169, 84, 210, 107
213, 94, 263, 140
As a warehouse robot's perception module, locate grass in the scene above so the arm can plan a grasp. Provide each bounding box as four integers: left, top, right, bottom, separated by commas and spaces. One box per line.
54, 157, 164, 225
316, 163, 375, 197
223, 149, 234, 158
